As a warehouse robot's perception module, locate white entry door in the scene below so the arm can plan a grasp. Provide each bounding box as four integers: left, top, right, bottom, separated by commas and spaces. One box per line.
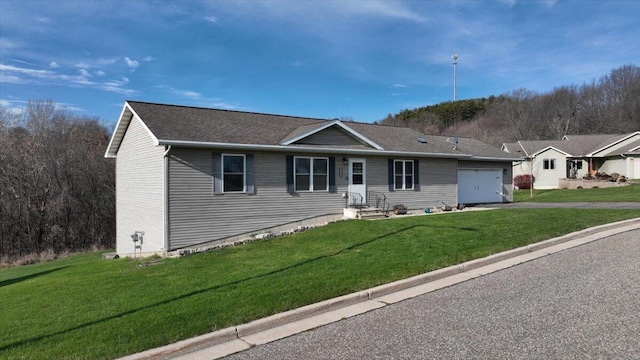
348, 158, 366, 206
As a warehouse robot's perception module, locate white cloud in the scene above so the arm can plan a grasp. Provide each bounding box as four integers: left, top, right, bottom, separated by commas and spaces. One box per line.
156, 85, 201, 98
391, 84, 407, 88
0, 38, 17, 49
345, 0, 428, 22
204, 15, 219, 23
0, 63, 136, 95
10, 59, 36, 66
49, 61, 60, 68
74, 57, 118, 69
124, 57, 139, 69
143, 56, 155, 62
95, 70, 106, 76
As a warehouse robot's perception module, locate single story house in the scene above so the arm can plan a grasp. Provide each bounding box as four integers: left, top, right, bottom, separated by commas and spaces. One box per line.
106, 101, 519, 257
502, 132, 640, 189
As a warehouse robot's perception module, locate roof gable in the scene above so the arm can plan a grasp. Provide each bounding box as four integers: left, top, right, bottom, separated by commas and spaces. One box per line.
531, 146, 571, 157
105, 102, 158, 158
280, 121, 383, 150
586, 131, 640, 156
501, 142, 524, 155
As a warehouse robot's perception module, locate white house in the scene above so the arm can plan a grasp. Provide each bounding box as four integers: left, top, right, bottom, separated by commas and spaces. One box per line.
502, 132, 640, 189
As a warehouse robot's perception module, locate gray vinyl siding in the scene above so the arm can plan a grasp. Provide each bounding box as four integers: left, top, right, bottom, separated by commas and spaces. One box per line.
168, 149, 348, 249
166, 149, 507, 249
367, 157, 458, 209
458, 160, 513, 202
116, 116, 165, 254
295, 127, 365, 146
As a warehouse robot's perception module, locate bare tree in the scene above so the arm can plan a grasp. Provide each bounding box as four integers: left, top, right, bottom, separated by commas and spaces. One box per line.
0, 100, 115, 263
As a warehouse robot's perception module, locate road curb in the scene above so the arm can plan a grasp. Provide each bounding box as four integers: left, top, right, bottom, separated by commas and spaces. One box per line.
120, 217, 640, 360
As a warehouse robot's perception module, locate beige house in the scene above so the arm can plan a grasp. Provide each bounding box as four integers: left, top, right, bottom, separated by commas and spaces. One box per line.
502, 132, 640, 189
105, 101, 518, 257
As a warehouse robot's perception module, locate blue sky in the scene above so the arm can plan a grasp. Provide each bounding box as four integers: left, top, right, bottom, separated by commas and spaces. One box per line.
1, 0, 639, 125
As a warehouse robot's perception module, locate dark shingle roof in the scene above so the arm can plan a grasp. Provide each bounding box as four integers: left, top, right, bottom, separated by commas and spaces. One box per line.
502, 132, 640, 158
108, 101, 516, 160
129, 101, 323, 145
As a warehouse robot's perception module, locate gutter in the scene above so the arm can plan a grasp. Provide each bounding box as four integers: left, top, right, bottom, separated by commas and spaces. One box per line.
157, 139, 474, 159
163, 145, 172, 252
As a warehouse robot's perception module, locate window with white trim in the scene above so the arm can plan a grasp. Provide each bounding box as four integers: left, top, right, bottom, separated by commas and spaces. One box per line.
394, 160, 414, 190
223, 154, 245, 192
294, 157, 328, 192
543, 158, 556, 170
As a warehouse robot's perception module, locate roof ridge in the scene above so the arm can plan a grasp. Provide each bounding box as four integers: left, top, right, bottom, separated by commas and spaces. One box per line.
126, 100, 329, 123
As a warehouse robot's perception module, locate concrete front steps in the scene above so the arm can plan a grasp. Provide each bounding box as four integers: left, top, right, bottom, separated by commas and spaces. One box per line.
343, 207, 388, 220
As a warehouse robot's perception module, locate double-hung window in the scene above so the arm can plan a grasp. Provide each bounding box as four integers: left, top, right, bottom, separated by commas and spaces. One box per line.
294, 157, 328, 192
543, 158, 556, 170
394, 160, 414, 190
222, 154, 245, 192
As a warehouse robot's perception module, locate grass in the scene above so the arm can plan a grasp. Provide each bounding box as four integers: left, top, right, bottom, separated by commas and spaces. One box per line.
2, 209, 640, 359
514, 182, 640, 202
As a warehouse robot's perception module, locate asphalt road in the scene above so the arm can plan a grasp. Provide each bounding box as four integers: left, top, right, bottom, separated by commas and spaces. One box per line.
224, 229, 640, 359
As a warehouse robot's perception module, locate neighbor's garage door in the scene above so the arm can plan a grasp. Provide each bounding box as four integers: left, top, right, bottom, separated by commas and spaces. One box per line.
458, 169, 503, 204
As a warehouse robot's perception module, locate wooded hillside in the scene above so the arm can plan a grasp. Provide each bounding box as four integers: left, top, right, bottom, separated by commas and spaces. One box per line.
379, 64, 640, 146
0, 100, 114, 264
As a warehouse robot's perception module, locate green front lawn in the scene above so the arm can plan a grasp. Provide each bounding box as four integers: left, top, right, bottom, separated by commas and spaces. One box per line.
2, 209, 640, 359
514, 182, 640, 202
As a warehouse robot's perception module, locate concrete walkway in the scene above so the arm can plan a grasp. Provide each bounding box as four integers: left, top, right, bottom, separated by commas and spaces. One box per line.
119, 217, 640, 360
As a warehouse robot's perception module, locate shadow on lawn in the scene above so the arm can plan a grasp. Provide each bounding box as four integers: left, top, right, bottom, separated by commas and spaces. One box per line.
0, 266, 70, 288
1, 224, 477, 353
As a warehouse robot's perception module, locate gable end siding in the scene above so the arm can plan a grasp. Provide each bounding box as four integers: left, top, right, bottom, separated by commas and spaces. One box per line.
294, 126, 369, 147
116, 116, 165, 254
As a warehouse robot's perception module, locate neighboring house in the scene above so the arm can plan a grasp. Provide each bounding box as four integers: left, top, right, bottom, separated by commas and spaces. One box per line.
106, 101, 519, 257
502, 132, 640, 189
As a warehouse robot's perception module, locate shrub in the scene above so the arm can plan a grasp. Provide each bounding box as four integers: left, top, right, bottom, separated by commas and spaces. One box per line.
514, 174, 535, 189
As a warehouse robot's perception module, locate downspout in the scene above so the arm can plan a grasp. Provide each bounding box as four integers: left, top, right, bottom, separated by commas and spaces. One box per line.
163, 145, 172, 253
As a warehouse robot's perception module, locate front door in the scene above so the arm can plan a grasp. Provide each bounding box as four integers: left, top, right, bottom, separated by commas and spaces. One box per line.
348, 158, 366, 207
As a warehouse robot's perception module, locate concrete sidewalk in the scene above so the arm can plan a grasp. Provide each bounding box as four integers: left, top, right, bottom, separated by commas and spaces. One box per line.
119, 217, 640, 360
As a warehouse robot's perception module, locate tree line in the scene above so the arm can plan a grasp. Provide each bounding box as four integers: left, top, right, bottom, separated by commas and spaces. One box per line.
0, 100, 114, 264
379, 64, 640, 146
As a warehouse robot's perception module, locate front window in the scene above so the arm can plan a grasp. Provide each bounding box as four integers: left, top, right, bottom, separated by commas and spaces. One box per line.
543, 158, 556, 170
295, 157, 328, 192
223, 154, 245, 192
394, 160, 414, 190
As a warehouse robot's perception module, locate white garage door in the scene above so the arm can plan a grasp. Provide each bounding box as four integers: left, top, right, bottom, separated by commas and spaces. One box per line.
634, 158, 640, 179
458, 169, 503, 204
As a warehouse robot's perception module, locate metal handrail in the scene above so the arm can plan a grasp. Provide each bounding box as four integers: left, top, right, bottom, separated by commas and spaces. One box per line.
344, 191, 365, 218
368, 190, 388, 215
